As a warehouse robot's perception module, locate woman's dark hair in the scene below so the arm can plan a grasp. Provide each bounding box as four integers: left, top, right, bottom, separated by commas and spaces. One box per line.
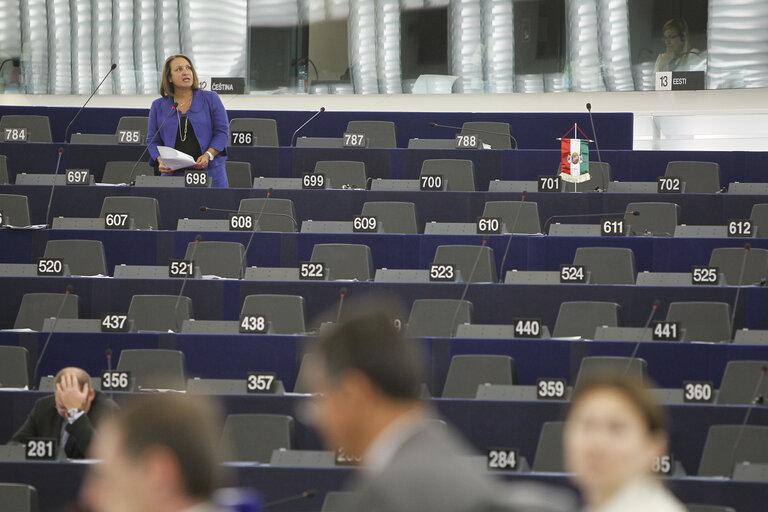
568, 374, 667, 434
160, 54, 200, 97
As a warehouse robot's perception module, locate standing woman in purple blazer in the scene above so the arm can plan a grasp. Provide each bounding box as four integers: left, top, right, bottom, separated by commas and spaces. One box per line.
147, 54, 230, 187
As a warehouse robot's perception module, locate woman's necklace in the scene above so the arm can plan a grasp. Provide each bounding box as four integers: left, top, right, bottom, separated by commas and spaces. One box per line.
176, 98, 190, 142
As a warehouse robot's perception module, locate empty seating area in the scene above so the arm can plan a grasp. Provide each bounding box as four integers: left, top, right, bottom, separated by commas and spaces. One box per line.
2, 110, 768, 512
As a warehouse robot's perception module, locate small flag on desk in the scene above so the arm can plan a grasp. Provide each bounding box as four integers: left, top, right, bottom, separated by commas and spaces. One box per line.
560, 138, 590, 184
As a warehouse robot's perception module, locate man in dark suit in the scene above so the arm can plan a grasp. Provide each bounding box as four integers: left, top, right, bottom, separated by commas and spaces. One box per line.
305, 302, 573, 512
10, 367, 118, 459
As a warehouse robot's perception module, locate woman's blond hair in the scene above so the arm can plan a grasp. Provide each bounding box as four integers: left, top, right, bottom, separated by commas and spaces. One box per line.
159, 54, 200, 97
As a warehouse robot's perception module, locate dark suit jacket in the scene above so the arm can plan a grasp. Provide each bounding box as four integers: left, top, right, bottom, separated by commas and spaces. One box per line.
10, 391, 119, 459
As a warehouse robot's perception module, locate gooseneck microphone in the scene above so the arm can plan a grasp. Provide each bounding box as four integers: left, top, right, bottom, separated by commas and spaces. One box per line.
173, 234, 201, 329
291, 107, 326, 146
64, 63, 117, 142
33, 284, 73, 388
449, 238, 488, 337
263, 489, 316, 509
726, 365, 767, 477
543, 210, 639, 235
200, 205, 299, 232
585, 103, 602, 163
127, 102, 179, 183
730, 244, 751, 338
622, 299, 661, 376
429, 122, 519, 150
239, 189, 274, 273
336, 287, 348, 323
44, 147, 65, 226
497, 190, 526, 283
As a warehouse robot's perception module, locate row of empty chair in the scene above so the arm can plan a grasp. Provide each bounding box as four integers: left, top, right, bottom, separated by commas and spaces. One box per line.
5, 237, 767, 288
1, 114, 516, 149
5, 291, 755, 344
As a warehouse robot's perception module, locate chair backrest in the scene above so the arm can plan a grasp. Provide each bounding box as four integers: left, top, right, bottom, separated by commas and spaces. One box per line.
461, 121, 512, 149
561, 161, 613, 192
750, 203, 768, 237
573, 247, 636, 284
698, 425, 768, 477
0, 483, 38, 512
346, 120, 397, 148
229, 118, 279, 146
314, 161, 367, 189
293, 353, 313, 393
442, 355, 516, 398
322, 492, 359, 512
310, 243, 373, 281
0, 193, 31, 226
14, 293, 80, 330
420, 159, 476, 191
220, 414, 295, 462
553, 301, 621, 339
0, 115, 52, 142
127, 295, 193, 332
100, 196, 161, 230
0, 155, 9, 184
360, 202, 418, 234
116, 349, 187, 391
0, 346, 30, 388
709, 247, 768, 286
717, 360, 768, 405
241, 294, 306, 334
433, 245, 497, 283
238, 198, 297, 232
115, 116, 149, 140
185, 241, 245, 279
532, 422, 565, 472
482, 201, 541, 234
666, 302, 732, 343
625, 202, 681, 237
44, 239, 107, 276
102, 161, 154, 184
406, 299, 473, 338
665, 161, 722, 193
575, 356, 648, 389
225, 161, 252, 188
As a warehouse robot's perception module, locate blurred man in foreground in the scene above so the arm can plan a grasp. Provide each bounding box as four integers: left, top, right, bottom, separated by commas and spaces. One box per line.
10, 367, 118, 459
305, 301, 574, 512
81, 394, 224, 512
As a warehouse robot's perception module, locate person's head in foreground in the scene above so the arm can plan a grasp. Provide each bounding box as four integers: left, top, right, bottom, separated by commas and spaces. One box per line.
81, 394, 223, 512
563, 374, 684, 511
305, 300, 425, 459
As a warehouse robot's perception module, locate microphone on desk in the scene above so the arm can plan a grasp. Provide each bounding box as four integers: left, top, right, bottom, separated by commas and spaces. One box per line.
497, 190, 527, 283
621, 299, 661, 376
44, 146, 64, 227
173, 234, 201, 329
64, 64, 117, 143
730, 244, 751, 338
725, 365, 767, 478
336, 287, 348, 324
429, 122, 519, 150
127, 102, 179, 183
32, 284, 73, 388
542, 210, 639, 235
199, 204, 299, 232
585, 102, 602, 163
238, 189, 275, 273
449, 237, 488, 338
263, 489, 316, 509
291, 107, 326, 146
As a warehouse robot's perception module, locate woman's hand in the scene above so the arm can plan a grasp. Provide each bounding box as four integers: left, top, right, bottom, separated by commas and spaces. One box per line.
194, 153, 210, 169
158, 157, 173, 174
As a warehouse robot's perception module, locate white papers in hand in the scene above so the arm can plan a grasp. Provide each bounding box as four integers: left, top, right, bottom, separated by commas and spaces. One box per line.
158, 146, 197, 171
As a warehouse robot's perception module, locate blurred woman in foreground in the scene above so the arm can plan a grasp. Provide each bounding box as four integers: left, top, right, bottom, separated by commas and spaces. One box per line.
563, 375, 686, 512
